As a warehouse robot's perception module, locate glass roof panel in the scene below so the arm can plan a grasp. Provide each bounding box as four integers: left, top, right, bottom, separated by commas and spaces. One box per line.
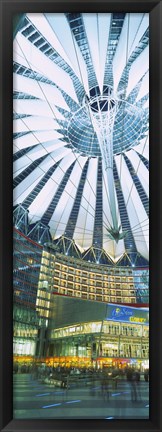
13, 12, 149, 263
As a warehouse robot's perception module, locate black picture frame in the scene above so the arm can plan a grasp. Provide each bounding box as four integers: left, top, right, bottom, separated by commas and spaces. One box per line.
0, 0, 161, 431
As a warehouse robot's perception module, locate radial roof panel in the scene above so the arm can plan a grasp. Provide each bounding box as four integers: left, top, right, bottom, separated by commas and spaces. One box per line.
14, 32, 79, 103
128, 13, 149, 57
27, 13, 75, 70
126, 45, 149, 97
45, 13, 89, 96
13, 12, 149, 264
82, 14, 102, 92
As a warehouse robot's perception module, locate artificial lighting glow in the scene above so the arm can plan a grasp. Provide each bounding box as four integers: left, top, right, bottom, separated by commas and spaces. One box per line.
13, 12, 149, 264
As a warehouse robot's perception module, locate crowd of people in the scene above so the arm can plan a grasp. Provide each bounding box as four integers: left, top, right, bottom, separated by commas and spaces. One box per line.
13, 363, 149, 394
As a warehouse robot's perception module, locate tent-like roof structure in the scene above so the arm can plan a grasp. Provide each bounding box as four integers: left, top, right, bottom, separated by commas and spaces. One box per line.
13, 12, 149, 265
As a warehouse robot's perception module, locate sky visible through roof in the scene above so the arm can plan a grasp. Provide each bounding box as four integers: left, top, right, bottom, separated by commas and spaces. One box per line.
13, 12, 149, 264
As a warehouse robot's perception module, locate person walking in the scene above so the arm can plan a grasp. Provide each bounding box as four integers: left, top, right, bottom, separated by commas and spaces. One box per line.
101, 370, 110, 401
127, 368, 137, 402
135, 369, 141, 400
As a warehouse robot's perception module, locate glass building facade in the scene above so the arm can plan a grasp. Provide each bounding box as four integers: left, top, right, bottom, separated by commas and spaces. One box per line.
13, 229, 149, 364
13, 12, 149, 419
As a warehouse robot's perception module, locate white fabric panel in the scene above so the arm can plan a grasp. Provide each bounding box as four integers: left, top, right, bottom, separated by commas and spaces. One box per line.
13, 146, 54, 177
27, 13, 74, 69
28, 152, 77, 220
113, 240, 125, 262
102, 236, 115, 260
73, 158, 97, 250
13, 130, 63, 151
126, 46, 149, 97
57, 152, 87, 176
116, 155, 149, 259
126, 149, 149, 196
51, 157, 86, 238
13, 165, 45, 203
136, 71, 149, 102
45, 13, 79, 71
13, 72, 43, 99
13, 150, 42, 176
127, 200, 149, 260
13, 39, 29, 68
134, 135, 149, 159
13, 141, 66, 175
34, 139, 67, 154
113, 14, 130, 92
14, 146, 72, 181
13, 173, 44, 205
45, 14, 89, 96
128, 13, 149, 58
13, 73, 70, 111
49, 147, 75, 163
13, 165, 29, 178
143, 99, 149, 109
13, 116, 59, 133
113, 13, 149, 94
14, 33, 78, 102
97, 13, 111, 92
83, 14, 102, 92
13, 99, 65, 120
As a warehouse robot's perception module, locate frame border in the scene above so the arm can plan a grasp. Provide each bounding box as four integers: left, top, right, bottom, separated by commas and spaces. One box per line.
0, 1, 162, 431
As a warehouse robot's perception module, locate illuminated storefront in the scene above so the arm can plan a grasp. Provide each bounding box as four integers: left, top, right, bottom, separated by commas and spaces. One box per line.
46, 298, 149, 369
13, 11, 149, 381
13, 229, 149, 367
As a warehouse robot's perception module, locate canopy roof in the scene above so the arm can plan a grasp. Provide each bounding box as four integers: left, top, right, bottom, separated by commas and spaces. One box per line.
13, 13, 149, 264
